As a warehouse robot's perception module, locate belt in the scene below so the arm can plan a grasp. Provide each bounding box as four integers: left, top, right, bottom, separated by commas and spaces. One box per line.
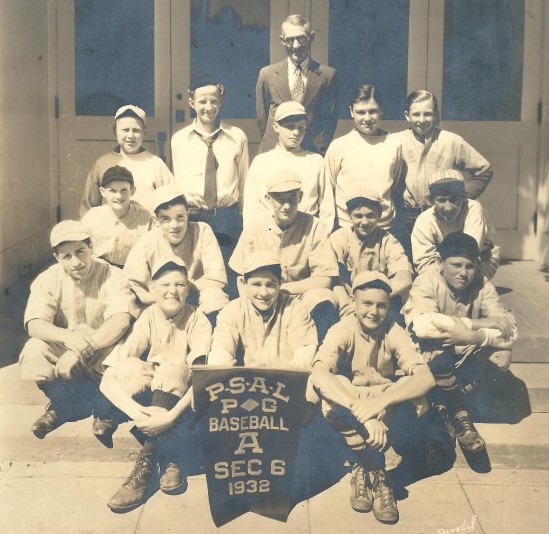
188, 204, 237, 220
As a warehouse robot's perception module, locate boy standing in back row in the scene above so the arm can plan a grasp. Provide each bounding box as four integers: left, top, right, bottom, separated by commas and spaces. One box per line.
171, 79, 249, 248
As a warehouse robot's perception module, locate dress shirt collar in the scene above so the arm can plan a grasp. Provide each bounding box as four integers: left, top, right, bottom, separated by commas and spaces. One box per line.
288, 57, 309, 75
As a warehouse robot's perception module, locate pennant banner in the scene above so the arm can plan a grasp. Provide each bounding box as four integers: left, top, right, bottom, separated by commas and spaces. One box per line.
192, 366, 309, 527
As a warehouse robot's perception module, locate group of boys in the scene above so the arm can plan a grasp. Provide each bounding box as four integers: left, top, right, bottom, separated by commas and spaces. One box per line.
18, 15, 516, 526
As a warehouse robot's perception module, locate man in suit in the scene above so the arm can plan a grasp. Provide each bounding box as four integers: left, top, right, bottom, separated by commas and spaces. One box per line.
256, 14, 339, 156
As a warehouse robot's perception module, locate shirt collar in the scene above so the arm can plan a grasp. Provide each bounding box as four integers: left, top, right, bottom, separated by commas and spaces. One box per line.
192, 119, 223, 138
288, 57, 309, 74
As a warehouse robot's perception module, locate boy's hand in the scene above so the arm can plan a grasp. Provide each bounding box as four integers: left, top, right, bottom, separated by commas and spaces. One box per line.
135, 407, 174, 437
55, 351, 80, 380
350, 396, 389, 424
364, 419, 388, 451
62, 330, 96, 359
476, 317, 514, 341
440, 320, 483, 346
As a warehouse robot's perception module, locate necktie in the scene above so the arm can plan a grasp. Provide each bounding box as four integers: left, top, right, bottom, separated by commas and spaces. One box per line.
291, 64, 304, 103
201, 131, 220, 208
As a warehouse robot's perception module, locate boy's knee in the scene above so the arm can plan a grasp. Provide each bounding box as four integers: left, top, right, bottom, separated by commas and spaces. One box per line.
199, 287, 229, 315
151, 360, 191, 396
488, 349, 512, 371
116, 359, 153, 396
301, 288, 337, 311
19, 339, 57, 382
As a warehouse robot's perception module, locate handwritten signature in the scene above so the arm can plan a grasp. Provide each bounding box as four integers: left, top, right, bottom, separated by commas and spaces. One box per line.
438, 515, 477, 534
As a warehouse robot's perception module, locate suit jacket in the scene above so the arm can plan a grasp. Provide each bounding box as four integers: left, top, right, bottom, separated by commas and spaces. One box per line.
256, 59, 339, 156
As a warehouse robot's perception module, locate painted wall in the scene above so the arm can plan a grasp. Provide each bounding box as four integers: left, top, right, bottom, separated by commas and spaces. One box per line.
0, 0, 53, 289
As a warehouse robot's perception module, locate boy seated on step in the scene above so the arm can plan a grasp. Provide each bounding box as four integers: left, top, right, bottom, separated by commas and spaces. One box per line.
411, 169, 500, 279
19, 220, 138, 440
123, 184, 229, 321
330, 188, 412, 318
208, 250, 317, 370
403, 232, 516, 458
81, 165, 152, 268
310, 271, 434, 524
230, 169, 339, 342
98, 257, 212, 513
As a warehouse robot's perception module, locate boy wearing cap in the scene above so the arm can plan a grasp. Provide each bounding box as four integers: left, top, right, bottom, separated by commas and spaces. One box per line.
99, 258, 212, 512
19, 221, 138, 439
81, 165, 152, 268
230, 170, 339, 341
330, 189, 412, 317
171, 80, 248, 248
412, 169, 500, 279
243, 101, 334, 231
310, 271, 435, 524
403, 232, 516, 456
124, 185, 229, 318
80, 105, 174, 216
208, 250, 317, 369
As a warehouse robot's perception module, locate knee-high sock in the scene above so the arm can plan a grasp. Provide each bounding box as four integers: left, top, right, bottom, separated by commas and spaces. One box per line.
325, 409, 381, 472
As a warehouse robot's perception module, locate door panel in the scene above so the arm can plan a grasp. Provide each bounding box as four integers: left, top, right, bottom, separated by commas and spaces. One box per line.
427, 0, 542, 258
57, 0, 170, 220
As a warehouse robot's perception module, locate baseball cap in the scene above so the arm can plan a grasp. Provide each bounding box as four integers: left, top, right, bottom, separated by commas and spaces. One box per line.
351, 271, 392, 294
50, 220, 91, 248
345, 187, 382, 212
429, 169, 466, 197
101, 165, 134, 187
151, 257, 188, 280
437, 232, 479, 263
150, 185, 187, 213
243, 250, 281, 275
114, 104, 146, 123
275, 101, 307, 122
266, 169, 302, 193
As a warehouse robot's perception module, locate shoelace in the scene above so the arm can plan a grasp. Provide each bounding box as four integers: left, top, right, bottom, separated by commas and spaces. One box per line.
455, 413, 475, 433
352, 465, 367, 497
373, 470, 393, 508
124, 454, 153, 489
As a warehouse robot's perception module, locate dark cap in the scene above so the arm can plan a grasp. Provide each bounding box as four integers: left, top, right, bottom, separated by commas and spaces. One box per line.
101, 165, 134, 187
437, 232, 479, 263
189, 76, 224, 95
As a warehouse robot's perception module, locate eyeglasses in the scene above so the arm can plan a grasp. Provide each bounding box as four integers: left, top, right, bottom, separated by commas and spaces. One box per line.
282, 35, 310, 47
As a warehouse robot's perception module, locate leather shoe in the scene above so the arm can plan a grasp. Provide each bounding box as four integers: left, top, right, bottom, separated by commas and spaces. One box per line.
160, 462, 187, 495
31, 409, 58, 439
454, 411, 486, 453
108, 453, 156, 513
93, 416, 118, 436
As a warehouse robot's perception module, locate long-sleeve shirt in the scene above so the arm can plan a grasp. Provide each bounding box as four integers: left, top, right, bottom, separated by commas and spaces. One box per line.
103, 302, 212, 368
242, 145, 335, 231
330, 226, 412, 284
324, 129, 403, 229
171, 120, 249, 209
403, 268, 517, 355
81, 203, 152, 266
80, 147, 174, 216
313, 315, 427, 383
123, 225, 227, 303
209, 293, 317, 369
412, 199, 488, 274
229, 212, 338, 281
396, 128, 493, 210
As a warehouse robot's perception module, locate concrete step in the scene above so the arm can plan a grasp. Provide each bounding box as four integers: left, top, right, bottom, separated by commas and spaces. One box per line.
1, 404, 548, 471
510, 363, 549, 413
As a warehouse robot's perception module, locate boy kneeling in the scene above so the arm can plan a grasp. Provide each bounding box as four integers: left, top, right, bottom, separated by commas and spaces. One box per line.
403, 232, 516, 456
310, 272, 435, 524
99, 258, 212, 512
